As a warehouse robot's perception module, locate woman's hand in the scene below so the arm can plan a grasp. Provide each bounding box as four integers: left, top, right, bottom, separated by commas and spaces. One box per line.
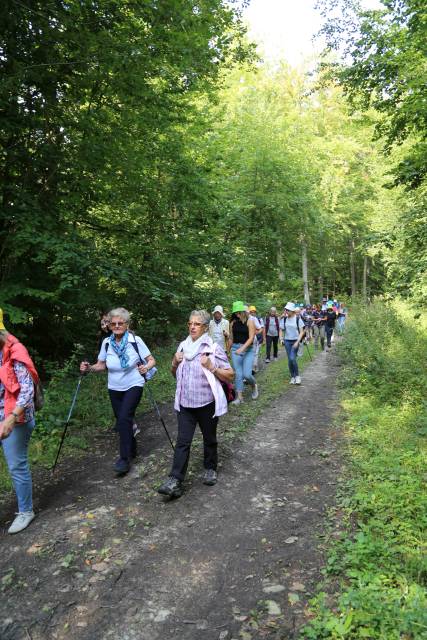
235, 347, 244, 355
293, 341, 299, 349
0, 416, 15, 440
200, 354, 215, 372
80, 361, 90, 373
137, 363, 149, 375
173, 352, 184, 367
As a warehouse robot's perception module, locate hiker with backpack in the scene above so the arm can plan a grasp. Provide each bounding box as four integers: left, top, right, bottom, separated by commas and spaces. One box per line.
324, 301, 338, 349
282, 302, 306, 385
80, 307, 156, 476
249, 305, 264, 373
229, 301, 259, 404
264, 306, 281, 362
157, 310, 234, 498
0, 310, 41, 533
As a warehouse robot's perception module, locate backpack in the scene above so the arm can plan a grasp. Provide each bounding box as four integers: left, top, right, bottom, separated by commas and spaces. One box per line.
104, 334, 157, 381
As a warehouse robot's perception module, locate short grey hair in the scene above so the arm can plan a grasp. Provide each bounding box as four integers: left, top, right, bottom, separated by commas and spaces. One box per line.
109, 307, 130, 323
189, 309, 210, 327
0, 329, 9, 345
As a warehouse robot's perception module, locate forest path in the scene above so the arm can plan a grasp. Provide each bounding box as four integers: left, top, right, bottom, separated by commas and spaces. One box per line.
0, 345, 342, 640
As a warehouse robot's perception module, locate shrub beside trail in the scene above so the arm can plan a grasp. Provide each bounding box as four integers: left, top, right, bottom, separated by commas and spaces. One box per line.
304, 301, 427, 639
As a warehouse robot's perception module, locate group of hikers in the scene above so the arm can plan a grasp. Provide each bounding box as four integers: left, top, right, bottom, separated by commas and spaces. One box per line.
0, 298, 346, 532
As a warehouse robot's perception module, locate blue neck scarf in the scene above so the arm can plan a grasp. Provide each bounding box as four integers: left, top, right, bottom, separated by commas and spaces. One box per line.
109, 331, 130, 369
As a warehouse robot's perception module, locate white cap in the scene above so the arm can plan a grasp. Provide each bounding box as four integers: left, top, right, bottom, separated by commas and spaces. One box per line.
213, 305, 224, 316
284, 302, 296, 312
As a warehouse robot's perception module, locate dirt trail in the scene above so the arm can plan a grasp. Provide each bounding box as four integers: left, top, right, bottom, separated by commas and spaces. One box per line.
0, 348, 341, 640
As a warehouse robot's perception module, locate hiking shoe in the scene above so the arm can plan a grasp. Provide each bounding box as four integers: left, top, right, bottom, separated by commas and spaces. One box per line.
265, 358, 270, 363
8, 511, 35, 534
202, 469, 217, 486
231, 398, 243, 406
114, 458, 130, 475
289, 377, 296, 384
251, 384, 259, 400
158, 476, 183, 498
295, 376, 301, 385
133, 422, 140, 436
273, 357, 278, 361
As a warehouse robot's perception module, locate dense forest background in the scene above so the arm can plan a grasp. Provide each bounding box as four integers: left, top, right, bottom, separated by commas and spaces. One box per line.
1, 0, 426, 364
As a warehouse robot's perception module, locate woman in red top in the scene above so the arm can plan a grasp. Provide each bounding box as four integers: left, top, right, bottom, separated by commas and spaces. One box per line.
0, 315, 38, 534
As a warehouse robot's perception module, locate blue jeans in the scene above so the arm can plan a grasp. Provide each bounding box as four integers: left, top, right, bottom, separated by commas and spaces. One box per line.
231, 345, 255, 392
284, 340, 299, 378
2, 419, 35, 512
325, 326, 334, 346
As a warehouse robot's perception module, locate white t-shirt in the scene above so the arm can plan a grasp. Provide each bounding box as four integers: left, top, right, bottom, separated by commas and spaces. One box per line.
284, 316, 305, 341
98, 335, 151, 391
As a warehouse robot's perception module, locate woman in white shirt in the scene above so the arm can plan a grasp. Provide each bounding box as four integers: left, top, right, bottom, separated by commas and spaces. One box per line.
80, 307, 156, 476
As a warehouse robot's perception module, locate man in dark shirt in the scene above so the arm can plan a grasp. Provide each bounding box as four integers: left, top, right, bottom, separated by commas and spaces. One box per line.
324, 302, 337, 349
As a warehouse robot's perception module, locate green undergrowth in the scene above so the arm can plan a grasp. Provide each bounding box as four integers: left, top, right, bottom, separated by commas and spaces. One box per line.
0, 340, 314, 495
303, 301, 427, 640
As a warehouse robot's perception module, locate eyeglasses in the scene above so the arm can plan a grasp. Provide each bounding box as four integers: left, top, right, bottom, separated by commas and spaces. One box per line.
188, 321, 203, 327
110, 321, 126, 327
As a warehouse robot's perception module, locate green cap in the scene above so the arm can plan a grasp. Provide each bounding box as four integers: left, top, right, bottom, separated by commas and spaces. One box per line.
231, 300, 246, 313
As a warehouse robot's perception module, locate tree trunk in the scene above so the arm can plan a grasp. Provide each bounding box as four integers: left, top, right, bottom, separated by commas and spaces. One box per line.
277, 238, 285, 283
301, 238, 310, 304
362, 255, 368, 303
349, 238, 357, 298
318, 275, 323, 301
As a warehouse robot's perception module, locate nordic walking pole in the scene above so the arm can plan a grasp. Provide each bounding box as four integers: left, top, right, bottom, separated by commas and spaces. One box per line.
51, 374, 86, 473
144, 383, 175, 451
305, 342, 313, 361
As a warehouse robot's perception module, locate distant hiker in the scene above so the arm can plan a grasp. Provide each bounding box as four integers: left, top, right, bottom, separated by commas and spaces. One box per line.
249, 305, 263, 373
80, 307, 156, 476
229, 301, 258, 404
324, 301, 337, 349
97, 310, 112, 352
301, 305, 313, 341
0, 312, 39, 534
264, 306, 280, 362
312, 304, 326, 350
208, 305, 230, 351
158, 310, 234, 498
283, 302, 306, 385
337, 304, 347, 334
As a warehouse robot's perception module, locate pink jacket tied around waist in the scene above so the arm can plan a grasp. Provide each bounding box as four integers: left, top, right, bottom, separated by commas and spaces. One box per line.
174, 337, 228, 418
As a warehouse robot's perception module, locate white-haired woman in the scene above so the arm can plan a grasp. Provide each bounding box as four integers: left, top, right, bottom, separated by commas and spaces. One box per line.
158, 310, 234, 498
80, 307, 156, 476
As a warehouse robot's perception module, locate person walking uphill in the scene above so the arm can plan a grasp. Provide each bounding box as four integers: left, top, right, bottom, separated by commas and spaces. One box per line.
80, 307, 156, 476
283, 302, 306, 385
229, 301, 258, 404
158, 310, 234, 498
208, 305, 229, 351
324, 301, 338, 349
0, 311, 39, 534
264, 307, 281, 362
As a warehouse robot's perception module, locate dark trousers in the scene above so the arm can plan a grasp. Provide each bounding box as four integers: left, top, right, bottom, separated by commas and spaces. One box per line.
325, 326, 334, 347
171, 402, 218, 481
109, 386, 143, 461
266, 335, 279, 359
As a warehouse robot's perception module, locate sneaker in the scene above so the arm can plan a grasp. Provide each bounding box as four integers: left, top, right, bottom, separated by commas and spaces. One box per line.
265, 358, 270, 363
273, 357, 278, 361
295, 376, 301, 385
251, 384, 259, 400
8, 511, 35, 534
114, 458, 130, 475
231, 398, 243, 406
289, 377, 296, 384
133, 422, 140, 436
158, 476, 183, 498
202, 469, 217, 486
